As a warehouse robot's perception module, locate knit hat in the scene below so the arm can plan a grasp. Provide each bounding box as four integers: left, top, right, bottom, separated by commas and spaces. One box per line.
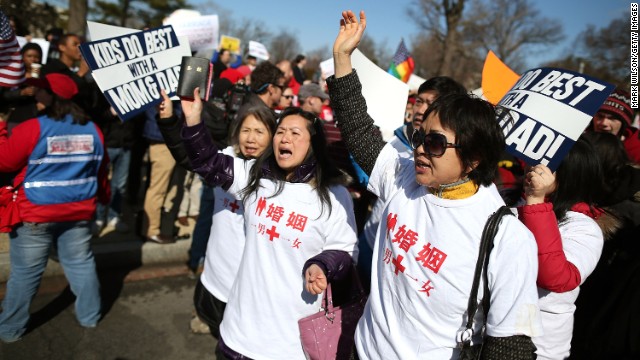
220, 68, 244, 84
26, 73, 78, 100
599, 88, 633, 127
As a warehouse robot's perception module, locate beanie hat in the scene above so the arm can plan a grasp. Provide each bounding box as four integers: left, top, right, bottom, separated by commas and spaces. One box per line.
220, 68, 244, 84
599, 88, 633, 127
27, 73, 78, 100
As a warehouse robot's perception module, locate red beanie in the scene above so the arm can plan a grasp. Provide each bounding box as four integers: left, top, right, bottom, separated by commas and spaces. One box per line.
45, 73, 79, 100
599, 88, 633, 127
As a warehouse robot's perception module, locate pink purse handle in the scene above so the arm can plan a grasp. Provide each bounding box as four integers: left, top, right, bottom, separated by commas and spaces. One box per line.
320, 268, 365, 323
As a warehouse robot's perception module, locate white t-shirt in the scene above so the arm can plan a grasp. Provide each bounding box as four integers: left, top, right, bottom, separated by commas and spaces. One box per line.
220, 158, 359, 360
200, 146, 246, 302
355, 144, 543, 359
362, 136, 413, 249
533, 211, 603, 360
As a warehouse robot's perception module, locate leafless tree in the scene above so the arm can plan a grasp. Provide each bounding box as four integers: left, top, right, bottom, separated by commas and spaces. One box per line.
464, 0, 564, 71
269, 29, 301, 63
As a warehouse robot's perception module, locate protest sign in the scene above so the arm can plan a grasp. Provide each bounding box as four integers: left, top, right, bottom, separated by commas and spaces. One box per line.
482, 51, 520, 105
497, 67, 614, 171
316, 50, 408, 141
352, 49, 409, 141
164, 14, 219, 51
248, 41, 269, 61
80, 25, 191, 121
219, 35, 241, 54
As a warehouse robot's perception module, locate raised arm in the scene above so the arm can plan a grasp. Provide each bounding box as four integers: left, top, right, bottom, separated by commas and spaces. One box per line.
518, 165, 582, 292
326, 10, 385, 176
180, 88, 235, 190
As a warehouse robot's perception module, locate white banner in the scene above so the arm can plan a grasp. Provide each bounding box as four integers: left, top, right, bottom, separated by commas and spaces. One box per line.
248, 40, 269, 61
164, 14, 219, 51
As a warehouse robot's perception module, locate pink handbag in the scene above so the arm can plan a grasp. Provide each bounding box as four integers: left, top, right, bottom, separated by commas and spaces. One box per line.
298, 271, 367, 360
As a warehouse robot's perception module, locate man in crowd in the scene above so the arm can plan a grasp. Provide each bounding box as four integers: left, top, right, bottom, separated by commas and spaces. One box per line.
591, 88, 639, 163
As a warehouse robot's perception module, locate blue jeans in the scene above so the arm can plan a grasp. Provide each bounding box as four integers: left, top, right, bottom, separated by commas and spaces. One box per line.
188, 182, 214, 270
96, 147, 131, 222
0, 221, 101, 342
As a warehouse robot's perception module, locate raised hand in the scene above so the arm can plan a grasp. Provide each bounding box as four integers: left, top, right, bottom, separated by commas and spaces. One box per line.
158, 89, 173, 119
333, 10, 367, 78
181, 87, 203, 127
524, 164, 556, 205
305, 264, 328, 295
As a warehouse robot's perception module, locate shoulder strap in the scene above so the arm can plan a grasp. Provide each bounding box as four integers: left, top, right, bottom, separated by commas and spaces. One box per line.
464, 206, 514, 334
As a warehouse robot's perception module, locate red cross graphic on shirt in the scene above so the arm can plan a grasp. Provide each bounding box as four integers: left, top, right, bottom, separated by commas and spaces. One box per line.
391, 254, 406, 275
266, 226, 280, 241
228, 200, 240, 213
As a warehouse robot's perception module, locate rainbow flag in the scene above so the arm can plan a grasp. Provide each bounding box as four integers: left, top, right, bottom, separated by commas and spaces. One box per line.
387, 39, 414, 83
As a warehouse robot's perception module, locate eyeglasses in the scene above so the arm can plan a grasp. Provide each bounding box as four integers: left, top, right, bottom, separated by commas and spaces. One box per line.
410, 128, 460, 157
283, 95, 294, 100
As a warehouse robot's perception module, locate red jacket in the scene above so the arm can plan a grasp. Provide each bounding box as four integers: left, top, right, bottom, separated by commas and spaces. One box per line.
623, 126, 640, 165
0, 119, 110, 223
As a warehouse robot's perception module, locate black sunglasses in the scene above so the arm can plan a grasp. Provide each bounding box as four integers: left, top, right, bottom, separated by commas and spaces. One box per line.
410, 128, 460, 157
283, 95, 294, 99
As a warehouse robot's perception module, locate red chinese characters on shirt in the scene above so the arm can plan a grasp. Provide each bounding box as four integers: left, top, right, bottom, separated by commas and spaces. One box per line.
392, 224, 419, 252
255, 197, 267, 216
415, 242, 447, 274
286, 212, 308, 232
266, 204, 285, 223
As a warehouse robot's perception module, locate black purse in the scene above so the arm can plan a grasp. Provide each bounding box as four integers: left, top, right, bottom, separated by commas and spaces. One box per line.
458, 206, 514, 360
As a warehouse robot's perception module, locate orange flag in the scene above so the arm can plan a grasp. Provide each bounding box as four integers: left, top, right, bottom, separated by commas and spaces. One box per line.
481, 51, 520, 105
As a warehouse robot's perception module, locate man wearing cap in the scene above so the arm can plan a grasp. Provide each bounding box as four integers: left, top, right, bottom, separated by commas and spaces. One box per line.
592, 88, 640, 164
0, 73, 110, 342
299, 83, 329, 116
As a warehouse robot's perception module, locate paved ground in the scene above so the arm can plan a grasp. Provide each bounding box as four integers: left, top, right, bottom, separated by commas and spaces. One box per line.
0, 264, 218, 360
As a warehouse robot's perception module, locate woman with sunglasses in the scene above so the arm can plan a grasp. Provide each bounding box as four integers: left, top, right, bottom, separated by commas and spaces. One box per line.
326, 11, 541, 359
277, 87, 295, 111
179, 89, 358, 359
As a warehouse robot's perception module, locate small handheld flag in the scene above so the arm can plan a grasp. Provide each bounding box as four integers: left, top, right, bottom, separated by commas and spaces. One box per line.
387, 39, 414, 83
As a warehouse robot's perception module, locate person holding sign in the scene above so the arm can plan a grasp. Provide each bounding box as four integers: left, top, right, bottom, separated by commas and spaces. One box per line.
590, 88, 640, 164
0, 73, 110, 342
517, 137, 607, 360
180, 90, 358, 359
327, 10, 541, 359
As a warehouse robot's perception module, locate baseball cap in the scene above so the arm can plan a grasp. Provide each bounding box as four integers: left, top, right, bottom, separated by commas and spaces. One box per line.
298, 83, 329, 102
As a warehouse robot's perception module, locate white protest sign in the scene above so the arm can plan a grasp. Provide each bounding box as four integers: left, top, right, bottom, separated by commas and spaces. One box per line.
319, 58, 334, 80
164, 14, 219, 51
352, 49, 409, 141
249, 40, 269, 61
497, 67, 614, 171
80, 24, 191, 121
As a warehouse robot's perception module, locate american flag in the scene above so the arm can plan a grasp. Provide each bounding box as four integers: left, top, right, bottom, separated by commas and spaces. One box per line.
391, 39, 411, 66
0, 10, 24, 87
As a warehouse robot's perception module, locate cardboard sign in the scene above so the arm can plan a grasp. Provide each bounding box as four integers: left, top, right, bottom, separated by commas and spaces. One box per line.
219, 35, 241, 54
80, 25, 191, 121
164, 14, 219, 51
248, 41, 269, 61
497, 67, 614, 171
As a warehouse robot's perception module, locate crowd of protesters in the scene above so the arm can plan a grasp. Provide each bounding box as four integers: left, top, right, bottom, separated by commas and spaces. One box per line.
0, 8, 639, 360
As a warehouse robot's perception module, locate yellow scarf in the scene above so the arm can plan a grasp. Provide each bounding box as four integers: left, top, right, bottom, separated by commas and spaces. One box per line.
429, 178, 478, 200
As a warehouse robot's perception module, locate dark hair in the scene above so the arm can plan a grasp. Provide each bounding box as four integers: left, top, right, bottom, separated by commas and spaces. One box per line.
581, 131, 631, 205
418, 76, 466, 97
20, 43, 43, 58
58, 33, 80, 50
241, 107, 346, 215
423, 93, 504, 186
41, 87, 88, 125
229, 105, 277, 158
549, 136, 605, 221
249, 62, 284, 94
293, 54, 306, 65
